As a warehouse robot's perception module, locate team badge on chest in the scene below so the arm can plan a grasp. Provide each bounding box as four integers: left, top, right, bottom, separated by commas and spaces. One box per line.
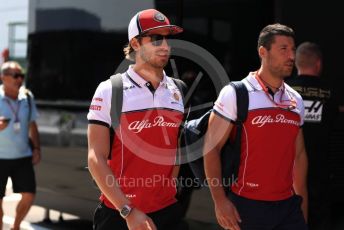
173, 92, 180, 101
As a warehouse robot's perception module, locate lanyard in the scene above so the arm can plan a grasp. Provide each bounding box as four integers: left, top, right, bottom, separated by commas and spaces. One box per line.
4, 98, 21, 122
254, 72, 296, 110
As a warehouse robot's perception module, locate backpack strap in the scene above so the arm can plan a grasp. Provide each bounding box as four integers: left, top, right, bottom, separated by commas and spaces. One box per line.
228, 81, 249, 180
25, 90, 32, 122
230, 81, 249, 123
172, 78, 189, 109
110, 73, 123, 129
24, 89, 35, 150
171, 78, 190, 165
108, 73, 123, 160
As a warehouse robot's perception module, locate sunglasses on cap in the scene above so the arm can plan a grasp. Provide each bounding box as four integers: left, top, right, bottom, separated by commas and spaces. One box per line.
4, 72, 25, 79
139, 34, 172, 46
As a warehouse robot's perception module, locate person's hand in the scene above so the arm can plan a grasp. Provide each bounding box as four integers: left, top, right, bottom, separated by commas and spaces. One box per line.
214, 198, 242, 230
126, 208, 157, 230
32, 148, 41, 165
0, 116, 10, 131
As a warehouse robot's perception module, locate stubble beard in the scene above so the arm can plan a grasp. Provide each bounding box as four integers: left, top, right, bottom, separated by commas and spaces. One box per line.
140, 47, 169, 69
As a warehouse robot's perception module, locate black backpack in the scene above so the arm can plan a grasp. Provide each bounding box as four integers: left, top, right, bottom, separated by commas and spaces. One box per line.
182, 81, 249, 193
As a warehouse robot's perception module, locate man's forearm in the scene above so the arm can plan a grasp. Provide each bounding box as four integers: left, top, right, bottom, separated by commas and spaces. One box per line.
29, 122, 40, 149
88, 151, 130, 210
293, 130, 308, 222
293, 151, 308, 221
203, 112, 233, 204
204, 149, 228, 204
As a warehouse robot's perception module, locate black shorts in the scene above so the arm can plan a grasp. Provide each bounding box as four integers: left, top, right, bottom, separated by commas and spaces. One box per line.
0, 157, 36, 198
93, 202, 189, 230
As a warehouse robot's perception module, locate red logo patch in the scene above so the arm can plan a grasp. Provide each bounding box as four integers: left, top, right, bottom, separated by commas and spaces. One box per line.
93, 97, 103, 102
90, 105, 102, 111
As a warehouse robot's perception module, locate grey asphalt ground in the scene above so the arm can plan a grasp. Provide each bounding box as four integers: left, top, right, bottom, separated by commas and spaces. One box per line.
3, 181, 344, 230
3, 181, 221, 230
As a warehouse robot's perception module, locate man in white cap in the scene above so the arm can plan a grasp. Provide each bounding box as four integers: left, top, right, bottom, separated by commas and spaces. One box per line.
87, 9, 187, 230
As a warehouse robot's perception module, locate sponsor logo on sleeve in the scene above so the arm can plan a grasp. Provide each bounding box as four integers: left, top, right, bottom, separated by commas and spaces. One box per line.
90, 105, 102, 111
92, 97, 103, 102
214, 102, 224, 111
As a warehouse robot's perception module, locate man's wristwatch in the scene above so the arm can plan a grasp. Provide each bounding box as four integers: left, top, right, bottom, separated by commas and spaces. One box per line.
119, 204, 133, 218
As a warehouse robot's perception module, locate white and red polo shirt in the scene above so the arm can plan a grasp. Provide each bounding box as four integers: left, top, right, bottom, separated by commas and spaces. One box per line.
213, 72, 304, 201
87, 66, 184, 213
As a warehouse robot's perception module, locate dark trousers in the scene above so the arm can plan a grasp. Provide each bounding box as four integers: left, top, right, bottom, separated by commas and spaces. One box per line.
93, 202, 189, 230
307, 183, 331, 230
229, 192, 308, 230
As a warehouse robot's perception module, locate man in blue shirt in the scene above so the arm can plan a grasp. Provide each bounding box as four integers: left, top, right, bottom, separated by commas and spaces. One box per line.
0, 61, 41, 230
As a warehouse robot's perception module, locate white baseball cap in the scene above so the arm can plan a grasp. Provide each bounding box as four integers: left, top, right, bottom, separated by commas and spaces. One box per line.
128, 9, 183, 41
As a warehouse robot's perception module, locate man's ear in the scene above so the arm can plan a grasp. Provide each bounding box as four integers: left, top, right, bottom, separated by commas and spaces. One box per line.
258, 46, 266, 59
130, 38, 140, 51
